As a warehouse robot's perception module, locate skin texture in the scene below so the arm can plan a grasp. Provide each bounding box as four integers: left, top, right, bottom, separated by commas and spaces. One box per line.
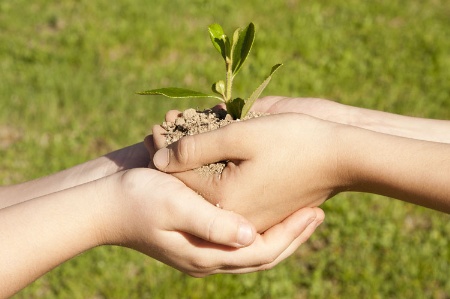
252, 96, 450, 143
151, 97, 450, 232
152, 113, 339, 232
0, 139, 324, 298
0, 142, 151, 209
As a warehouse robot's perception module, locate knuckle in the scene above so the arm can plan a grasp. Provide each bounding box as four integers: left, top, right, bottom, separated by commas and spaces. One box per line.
206, 210, 240, 243
175, 136, 196, 166
260, 252, 278, 265
189, 259, 213, 272
206, 212, 220, 242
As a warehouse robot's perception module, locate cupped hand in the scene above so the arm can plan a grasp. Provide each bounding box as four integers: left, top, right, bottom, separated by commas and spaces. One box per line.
100, 166, 324, 276
151, 113, 342, 232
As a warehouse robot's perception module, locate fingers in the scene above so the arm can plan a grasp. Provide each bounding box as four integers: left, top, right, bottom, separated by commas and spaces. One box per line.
152, 124, 167, 150
153, 123, 247, 172
162, 207, 324, 277
172, 191, 256, 248
250, 96, 285, 113
143, 135, 156, 168
258, 207, 325, 268
183, 207, 323, 276
165, 109, 181, 122
152, 110, 182, 151
219, 207, 324, 274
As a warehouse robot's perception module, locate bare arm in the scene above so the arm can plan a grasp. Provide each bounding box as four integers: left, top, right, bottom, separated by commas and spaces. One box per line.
0, 142, 149, 208
253, 96, 450, 209
152, 113, 450, 232
0, 179, 105, 296
341, 124, 450, 211
252, 96, 450, 143
0, 167, 324, 298
0, 136, 324, 297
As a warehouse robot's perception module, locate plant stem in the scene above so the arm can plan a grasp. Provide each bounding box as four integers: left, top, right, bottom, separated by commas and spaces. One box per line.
225, 58, 233, 102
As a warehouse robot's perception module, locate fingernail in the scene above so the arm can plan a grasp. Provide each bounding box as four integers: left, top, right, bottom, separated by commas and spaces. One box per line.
153, 148, 169, 170
237, 223, 254, 246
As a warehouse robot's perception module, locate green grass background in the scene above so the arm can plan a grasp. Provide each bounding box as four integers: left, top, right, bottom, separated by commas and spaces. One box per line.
1, 0, 449, 298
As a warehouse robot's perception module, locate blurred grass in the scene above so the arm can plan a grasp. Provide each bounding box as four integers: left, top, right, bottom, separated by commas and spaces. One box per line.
1, 0, 449, 298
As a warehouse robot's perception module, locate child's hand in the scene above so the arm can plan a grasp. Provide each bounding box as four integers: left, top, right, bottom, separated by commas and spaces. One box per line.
102, 167, 324, 276
151, 113, 340, 232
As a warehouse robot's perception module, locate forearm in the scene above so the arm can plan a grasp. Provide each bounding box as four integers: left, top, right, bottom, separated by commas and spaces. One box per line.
0, 179, 111, 298
255, 97, 450, 143
341, 126, 450, 212
0, 142, 149, 208
346, 105, 450, 143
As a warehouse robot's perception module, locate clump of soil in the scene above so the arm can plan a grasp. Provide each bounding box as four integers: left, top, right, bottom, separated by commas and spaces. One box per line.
160, 108, 266, 176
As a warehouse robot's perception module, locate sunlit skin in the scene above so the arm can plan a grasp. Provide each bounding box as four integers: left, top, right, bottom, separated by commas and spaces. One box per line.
151, 97, 450, 232
0, 140, 324, 298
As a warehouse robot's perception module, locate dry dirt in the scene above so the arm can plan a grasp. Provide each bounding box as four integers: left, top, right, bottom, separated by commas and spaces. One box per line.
160, 108, 266, 176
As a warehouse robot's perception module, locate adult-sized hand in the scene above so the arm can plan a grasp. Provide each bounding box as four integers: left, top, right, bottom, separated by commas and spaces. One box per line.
151, 113, 338, 232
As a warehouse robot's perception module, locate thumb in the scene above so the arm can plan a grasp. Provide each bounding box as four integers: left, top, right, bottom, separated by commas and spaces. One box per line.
153, 124, 247, 172
175, 193, 257, 248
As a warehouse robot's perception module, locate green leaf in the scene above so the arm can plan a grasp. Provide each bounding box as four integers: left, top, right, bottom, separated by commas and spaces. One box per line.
208, 23, 230, 61
241, 63, 283, 118
226, 97, 245, 120
212, 80, 226, 98
231, 23, 255, 76
137, 87, 221, 100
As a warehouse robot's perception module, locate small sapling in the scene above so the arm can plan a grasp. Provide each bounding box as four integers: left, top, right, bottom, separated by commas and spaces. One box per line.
137, 22, 282, 120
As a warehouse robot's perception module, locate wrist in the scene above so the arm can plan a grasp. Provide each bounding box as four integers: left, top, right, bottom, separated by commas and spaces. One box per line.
294, 114, 353, 196
90, 172, 129, 246
327, 123, 358, 193
94, 169, 156, 247
337, 124, 422, 194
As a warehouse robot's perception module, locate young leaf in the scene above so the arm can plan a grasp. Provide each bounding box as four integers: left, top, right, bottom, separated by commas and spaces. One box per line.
212, 80, 226, 98
208, 23, 230, 61
231, 23, 255, 76
240, 63, 283, 118
226, 97, 245, 120
137, 87, 221, 100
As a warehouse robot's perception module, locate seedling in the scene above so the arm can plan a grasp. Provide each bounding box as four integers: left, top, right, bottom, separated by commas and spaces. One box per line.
137, 22, 282, 120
